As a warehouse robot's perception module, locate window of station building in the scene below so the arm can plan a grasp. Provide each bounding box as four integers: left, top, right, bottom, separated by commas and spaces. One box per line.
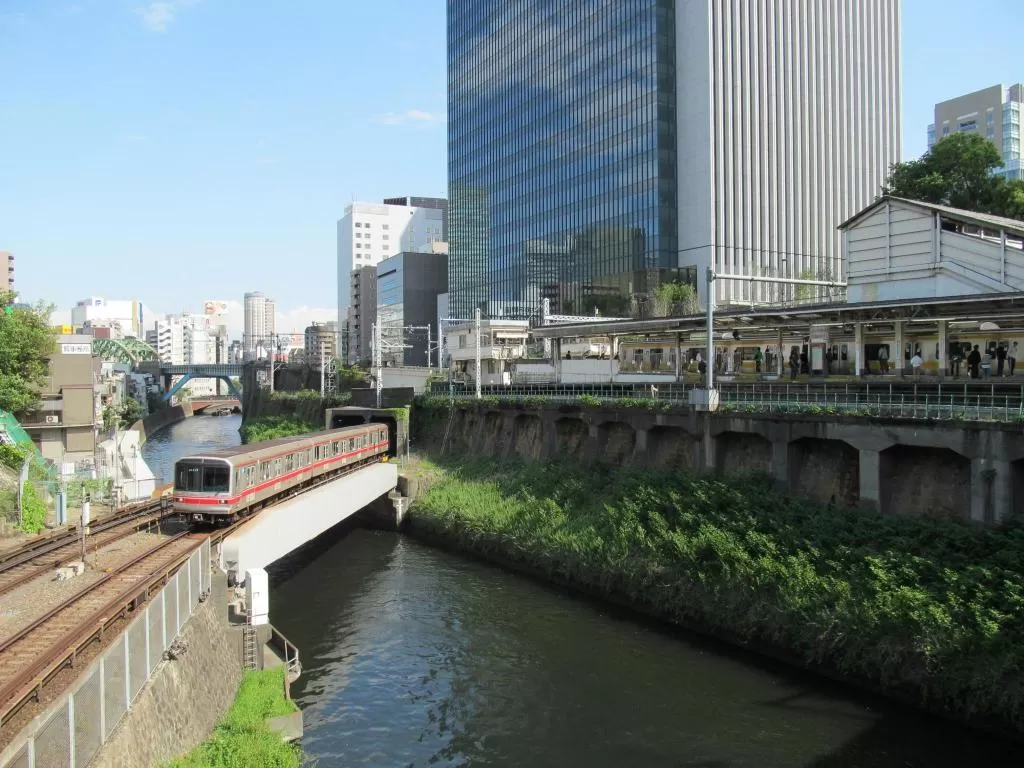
459, 334, 467, 348
354, 222, 362, 227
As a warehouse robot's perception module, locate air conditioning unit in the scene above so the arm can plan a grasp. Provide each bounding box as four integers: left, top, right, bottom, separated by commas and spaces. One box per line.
45, 415, 59, 425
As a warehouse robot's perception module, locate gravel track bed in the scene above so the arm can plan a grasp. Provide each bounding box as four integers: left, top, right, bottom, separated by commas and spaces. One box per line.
0, 530, 173, 643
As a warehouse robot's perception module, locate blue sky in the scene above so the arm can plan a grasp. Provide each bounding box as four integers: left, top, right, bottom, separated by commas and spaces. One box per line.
0, 0, 1021, 333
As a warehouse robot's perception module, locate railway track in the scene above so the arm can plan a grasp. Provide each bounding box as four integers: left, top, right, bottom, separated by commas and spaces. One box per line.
0, 501, 171, 598
0, 532, 204, 727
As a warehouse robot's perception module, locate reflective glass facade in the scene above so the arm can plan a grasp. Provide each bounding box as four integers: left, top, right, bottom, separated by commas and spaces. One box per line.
448, 0, 679, 321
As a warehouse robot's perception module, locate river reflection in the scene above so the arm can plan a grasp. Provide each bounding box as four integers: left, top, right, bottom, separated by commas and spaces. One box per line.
140, 413, 241, 485
269, 529, 1019, 768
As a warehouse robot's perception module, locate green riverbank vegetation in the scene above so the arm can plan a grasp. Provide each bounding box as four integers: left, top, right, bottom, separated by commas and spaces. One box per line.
239, 390, 351, 444
165, 668, 302, 768
410, 458, 1024, 734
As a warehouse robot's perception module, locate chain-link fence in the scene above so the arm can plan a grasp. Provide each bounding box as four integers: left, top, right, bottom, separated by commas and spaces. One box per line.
0, 539, 211, 768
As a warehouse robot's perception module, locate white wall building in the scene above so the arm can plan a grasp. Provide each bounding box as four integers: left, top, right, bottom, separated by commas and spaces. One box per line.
336, 200, 446, 325
243, 292, 276, 361
842, 197, 1024, 304
146, 313, 220, 396
71, 297, 152, 339
676, 1, 902, 307
445, 319, 530, 387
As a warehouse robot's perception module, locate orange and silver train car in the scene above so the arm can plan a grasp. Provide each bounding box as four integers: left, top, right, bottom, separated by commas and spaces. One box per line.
172, 423, 390, 524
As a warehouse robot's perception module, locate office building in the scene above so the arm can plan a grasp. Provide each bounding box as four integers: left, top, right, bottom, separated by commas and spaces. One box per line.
336, 199, 447, 328
348, 266, 378, 365
243, 292, 276, 361
305, 321, 339, 369
376, 251, 448, 367
71, 297, 150, 339
447, 0, 901, 316
2, 252, 12, 292
928, 84, 1023, 181
23, 335, 100, 465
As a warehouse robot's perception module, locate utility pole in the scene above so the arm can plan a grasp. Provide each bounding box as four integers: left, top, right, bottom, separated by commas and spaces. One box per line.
320, 339, 326, 398
81, 493, 90, 564
268, 336, 275, 394
474, 308, 482, 400
113, 417, 121, 510
426, 324, 432, 369
373, 320, 382, 409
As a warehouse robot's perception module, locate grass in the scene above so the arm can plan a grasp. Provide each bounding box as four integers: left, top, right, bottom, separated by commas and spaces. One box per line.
165, 668, 301, 768
410, 458, 1024, 735
239, 416, 318, 445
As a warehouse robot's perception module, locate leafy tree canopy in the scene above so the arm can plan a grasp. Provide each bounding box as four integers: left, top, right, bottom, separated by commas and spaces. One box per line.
0, 291, 56, 417
882, 132, 1024, 220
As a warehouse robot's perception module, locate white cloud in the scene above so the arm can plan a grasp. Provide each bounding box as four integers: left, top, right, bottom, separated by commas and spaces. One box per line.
275, 307, 338, 334
373, 109, 443, 127
135, 0, 197, 33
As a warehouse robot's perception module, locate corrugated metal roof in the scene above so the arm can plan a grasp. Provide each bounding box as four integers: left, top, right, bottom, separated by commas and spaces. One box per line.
839, 196, 1024, 236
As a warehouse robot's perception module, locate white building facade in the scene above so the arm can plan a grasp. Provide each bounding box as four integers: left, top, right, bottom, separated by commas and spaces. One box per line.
243, 291, 276, 361
842, 197, 1024, 303
676, 0, 902, 306
146, 313, 221, 396
71, 297, 151, 339
336, 200, 446, 323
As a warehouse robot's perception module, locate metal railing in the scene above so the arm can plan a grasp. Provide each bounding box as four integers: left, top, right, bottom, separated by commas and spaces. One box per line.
424, 381, 1024, 423
0, 540, 211, 768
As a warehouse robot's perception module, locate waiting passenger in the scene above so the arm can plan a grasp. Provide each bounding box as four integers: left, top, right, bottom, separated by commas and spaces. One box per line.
910, 352, 923, 380
967, 345, 982, 379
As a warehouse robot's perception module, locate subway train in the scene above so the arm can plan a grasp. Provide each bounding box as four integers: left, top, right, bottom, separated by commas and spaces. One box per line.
172, 423, 391, 524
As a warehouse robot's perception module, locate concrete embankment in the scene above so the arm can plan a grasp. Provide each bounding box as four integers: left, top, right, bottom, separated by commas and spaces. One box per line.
127, 404, 194, 448
91, 571, 241, 768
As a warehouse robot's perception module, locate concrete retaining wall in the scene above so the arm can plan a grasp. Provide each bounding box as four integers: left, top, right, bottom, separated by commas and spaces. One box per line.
91, 571, 242, 768
127, 404, 193, 448
415, 403, 1024, 523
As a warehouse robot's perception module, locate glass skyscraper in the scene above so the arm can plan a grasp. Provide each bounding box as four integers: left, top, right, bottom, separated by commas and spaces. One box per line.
448, 1, 901, 317
448, 0, 679, 321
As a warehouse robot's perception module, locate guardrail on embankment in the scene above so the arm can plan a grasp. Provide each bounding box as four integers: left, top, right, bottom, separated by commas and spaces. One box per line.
0, 538, 212, 768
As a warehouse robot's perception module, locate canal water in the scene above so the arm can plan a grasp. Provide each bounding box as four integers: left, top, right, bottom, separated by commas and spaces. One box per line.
150, 415, 1020, 767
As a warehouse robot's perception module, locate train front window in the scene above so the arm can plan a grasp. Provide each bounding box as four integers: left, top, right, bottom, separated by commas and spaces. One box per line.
202, 464, 231, 493
175, 462, 203, 492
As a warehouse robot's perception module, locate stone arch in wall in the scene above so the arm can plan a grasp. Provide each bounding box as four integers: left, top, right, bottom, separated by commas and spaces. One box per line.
512, 414, 545, 460
788, 438, 860, 507
596, 421, 636, 465
716, 431, 772, 477
880, 446, 970, 521
647, 426, 697, 472
554, 417, 588, 459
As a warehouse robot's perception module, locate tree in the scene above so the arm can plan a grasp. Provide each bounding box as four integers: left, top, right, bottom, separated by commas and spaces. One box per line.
882, 133, 1024, 220
651, 282, 699, 318
0, 291, 56, 417
335, 363, 368, 391
118, 399, 144, 428
102, 405, 118, 432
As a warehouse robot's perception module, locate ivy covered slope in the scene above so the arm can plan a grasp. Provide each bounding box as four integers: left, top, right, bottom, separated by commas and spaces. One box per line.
411, 459, 1024, 734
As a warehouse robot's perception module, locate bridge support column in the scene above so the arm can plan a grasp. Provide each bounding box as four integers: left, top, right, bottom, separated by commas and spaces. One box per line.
858, 448, 881, 512
971, 457, 1012, 525
771, 440, 790, 490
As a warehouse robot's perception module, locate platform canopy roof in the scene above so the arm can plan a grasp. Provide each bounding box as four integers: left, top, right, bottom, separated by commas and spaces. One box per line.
530, 292, 1024, 340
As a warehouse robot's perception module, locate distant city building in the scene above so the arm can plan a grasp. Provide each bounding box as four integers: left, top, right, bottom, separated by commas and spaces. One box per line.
376, 251, 448, 367
2, 252, 12, 292
23, 335, 100, 465
243, 291, 276, 361
228, 340, 244, 364
928, 84, 1024, 181
71, 297, 150, 339
447, 1, 901, 317
305, 321, 339, 369
146, 313, 220, 396
336, 199, 447, 332
348, 266, 378, 365
382, 196, 448, 239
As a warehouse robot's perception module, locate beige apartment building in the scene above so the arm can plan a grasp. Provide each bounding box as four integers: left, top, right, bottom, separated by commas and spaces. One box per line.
24, 335, 100, 466
928, 84, 1024, 181
1, 252, 12, 292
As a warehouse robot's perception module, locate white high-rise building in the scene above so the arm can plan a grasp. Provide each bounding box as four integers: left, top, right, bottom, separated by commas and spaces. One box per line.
243, 292, 276, 361
336, 199, 446, 329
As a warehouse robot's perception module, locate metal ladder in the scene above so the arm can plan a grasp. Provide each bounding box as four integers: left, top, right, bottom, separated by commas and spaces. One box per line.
243, 618, 258, 670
